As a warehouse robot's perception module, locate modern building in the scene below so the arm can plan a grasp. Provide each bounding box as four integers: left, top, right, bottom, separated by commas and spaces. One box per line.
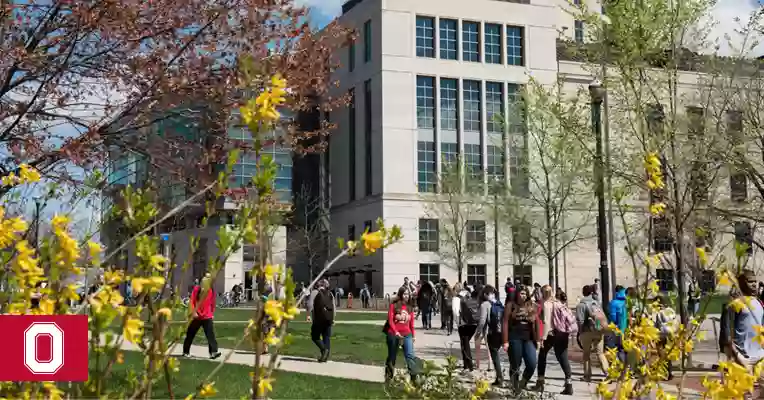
102, 106, 304, 296
322, 0, 764, 298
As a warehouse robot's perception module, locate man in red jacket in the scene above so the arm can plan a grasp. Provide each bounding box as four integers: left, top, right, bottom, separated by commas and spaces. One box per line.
182, 274, 221, 359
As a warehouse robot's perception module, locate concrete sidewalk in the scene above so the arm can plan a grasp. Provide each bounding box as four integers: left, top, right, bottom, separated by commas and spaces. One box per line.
118, 314, 708, 399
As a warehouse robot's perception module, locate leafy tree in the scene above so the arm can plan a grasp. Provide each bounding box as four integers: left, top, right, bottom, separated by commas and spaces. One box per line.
0, 0, 350, 197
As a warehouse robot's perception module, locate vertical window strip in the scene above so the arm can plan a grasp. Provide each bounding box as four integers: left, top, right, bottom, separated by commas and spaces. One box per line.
439, 19, 458, 60
462, 21, 480, 62
485, 23, 502, 64
416, 17, 435, 58
506, 26, 524, 66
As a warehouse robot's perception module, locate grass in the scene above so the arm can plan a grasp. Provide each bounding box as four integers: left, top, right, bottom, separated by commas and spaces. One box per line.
192, 321, 389, 366
101, 351, 388, 399
213, 308, 386, 322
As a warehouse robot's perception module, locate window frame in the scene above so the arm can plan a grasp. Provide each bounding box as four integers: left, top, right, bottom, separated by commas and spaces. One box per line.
484, 23, 502, 64
467, 264, 487, 286
462, 21, 480, 62
439, 19, 458, 60
418, 218, 439, 252
419, 264, 441, 284
363, 20, 372, 62
506, 25, 524, 66
416, 16, 436, 58
466, 220, 487, 253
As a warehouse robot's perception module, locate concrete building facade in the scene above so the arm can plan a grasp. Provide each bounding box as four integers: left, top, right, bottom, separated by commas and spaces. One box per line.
323, 0, 764, 298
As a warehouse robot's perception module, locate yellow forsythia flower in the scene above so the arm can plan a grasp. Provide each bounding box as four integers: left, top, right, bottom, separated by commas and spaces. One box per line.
264, 300, 285, 327
157, 307, 172, 320
362, 230, 384, 253
19, 164, 41, 183
149, 254, 167, 271
696, 247, 708, 266
200, 382, 217, 397
38, 299, 56, 315
257, 377, 274, 397
649, 202, 666, 216
87, 241, 102, 260
717, 271, 732, 286
123, 317, 144, 343
729, 298, 746, 313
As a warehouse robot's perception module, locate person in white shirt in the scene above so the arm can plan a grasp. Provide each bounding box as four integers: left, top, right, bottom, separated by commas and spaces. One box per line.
452, 283, 463, 329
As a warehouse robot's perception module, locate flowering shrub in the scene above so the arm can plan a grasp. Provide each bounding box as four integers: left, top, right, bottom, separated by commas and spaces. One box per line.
0, 70, 408, 400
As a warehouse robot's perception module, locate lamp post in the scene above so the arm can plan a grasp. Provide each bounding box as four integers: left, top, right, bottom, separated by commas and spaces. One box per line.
589, 82, 611, 309
493, 183, 500, 295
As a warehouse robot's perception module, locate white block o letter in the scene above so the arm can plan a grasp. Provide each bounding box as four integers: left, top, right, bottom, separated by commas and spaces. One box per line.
24, 322, 64, 374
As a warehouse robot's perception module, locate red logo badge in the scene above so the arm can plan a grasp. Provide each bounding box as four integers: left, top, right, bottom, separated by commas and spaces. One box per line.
0, 315, 88, 381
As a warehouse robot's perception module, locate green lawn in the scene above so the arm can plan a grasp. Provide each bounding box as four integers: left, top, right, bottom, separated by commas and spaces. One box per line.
213, 308, 386, 322
101, 351, 388, 399
191, 321, 389, 366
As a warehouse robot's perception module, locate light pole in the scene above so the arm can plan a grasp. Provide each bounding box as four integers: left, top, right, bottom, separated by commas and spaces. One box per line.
590, 82, 611, 309
493, 186, 500, 294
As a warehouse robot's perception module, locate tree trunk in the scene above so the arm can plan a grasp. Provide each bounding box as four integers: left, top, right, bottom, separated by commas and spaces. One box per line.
545, 207, 555, 288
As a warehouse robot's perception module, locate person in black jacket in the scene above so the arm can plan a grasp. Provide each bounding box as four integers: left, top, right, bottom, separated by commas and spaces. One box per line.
311, 279, 335, 362
418, 282, 434, 330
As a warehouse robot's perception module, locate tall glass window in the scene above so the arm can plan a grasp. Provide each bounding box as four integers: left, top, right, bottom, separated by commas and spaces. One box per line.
418, 141, 437, 192
440, 78, 458, 131
574, 21, 584, 43
416, 16, 435, 58
417, 76, 435, 130
485, 23, 502, 64
364, 20, 372, 62
507, 83, 527, 196
417, 76, 436, 192
462, 21, 480, 62
464, 143, 482, 178
487, 145, 504, 185
463, 80, 481, 133
506, 26, 524, 66
486, 82, 504, 134
440, 19, 458, 60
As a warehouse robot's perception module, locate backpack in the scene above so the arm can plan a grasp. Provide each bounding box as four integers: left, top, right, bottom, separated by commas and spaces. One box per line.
461, 297, 480, 326
314, 290, 335, 323
552, 302, 578, 334
586, 302, 609, 332
489, 301, 505, 334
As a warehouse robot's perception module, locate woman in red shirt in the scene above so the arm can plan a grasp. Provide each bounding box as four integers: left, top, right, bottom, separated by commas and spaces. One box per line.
384, 286, 417, 382
182, 275, 221, 359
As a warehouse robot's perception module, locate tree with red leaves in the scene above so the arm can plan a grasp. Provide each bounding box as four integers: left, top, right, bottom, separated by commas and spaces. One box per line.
0, 0, 350, 197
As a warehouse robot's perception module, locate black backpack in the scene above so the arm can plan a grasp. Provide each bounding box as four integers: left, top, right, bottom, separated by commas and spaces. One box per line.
314, 290, 334, 322
461, 297, 480, 326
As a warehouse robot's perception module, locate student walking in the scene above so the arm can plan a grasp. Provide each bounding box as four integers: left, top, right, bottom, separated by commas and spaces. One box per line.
475, 285, 505, 387
654, 294, 678, 380
311, 279, 335, 362
576, 284, 610, 381
533, 286, 575, 395
360, 284, 371, 308
182, 275, 221, 359
502, 286, 540, 391
384, 287, 417, 382
418, 281, 434, 330
608, 285, 628, 360
458, 286, 481, 371
721, 271, 764, 377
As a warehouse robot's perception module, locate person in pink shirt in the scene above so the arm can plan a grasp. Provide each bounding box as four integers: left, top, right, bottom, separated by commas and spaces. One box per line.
384, 286, 417, 382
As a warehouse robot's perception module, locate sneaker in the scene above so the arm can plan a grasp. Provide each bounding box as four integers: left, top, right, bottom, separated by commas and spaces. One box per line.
181, 353, 191, 358
210, 352, 222, 360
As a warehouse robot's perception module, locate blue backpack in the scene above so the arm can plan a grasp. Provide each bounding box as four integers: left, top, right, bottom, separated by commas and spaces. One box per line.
489, 301, 505, 335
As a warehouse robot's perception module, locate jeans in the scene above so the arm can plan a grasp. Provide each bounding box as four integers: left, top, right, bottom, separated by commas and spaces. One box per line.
442, 310, 453, 334
458, 325, 477, 370
421, 308, 432, 329
488, 345, 504, 382
537, 332, 572, 380
385, 333, 416, 380
580, 330, 609, 379
311, 322, 332, 353
183, 318, 218, 355
509, 339, 537, 383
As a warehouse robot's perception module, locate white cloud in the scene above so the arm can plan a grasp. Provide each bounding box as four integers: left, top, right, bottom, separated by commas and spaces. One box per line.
702, 0, 763, 56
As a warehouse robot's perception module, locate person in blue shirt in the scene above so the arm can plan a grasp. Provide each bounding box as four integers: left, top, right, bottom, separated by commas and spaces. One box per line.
722, 270, 764, 371
608, 285, 628, 360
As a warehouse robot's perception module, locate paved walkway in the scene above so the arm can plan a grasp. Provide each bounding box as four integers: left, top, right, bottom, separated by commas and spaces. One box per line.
118, 314, 713, 399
